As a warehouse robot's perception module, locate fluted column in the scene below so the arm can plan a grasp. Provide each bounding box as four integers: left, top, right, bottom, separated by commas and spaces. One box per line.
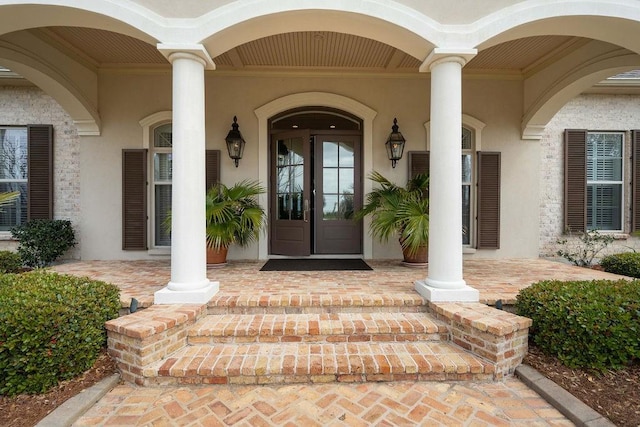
415, 49, 479, 302
155, 46, 219, 304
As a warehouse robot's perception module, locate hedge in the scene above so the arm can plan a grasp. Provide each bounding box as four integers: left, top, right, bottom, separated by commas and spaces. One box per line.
600, 252, 640, 278
516, 279, 640, 370
0, 271, 120, 395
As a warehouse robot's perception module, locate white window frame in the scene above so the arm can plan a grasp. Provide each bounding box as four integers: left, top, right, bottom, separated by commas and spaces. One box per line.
151, 123, 172, 248
139, 111, 173, 253
461, 126, 474, 246
586, 131, 624, 232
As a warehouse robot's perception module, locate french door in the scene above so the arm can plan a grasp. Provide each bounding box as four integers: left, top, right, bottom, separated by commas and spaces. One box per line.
270, 131, 362, 256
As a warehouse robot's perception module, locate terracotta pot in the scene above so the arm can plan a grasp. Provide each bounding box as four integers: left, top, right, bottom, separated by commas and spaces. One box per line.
206, 246, 228, 267
401, 245, 428, 267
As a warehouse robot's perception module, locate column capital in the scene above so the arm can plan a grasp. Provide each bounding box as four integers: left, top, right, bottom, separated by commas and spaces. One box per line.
157, 43, 216, 70
419, 48, 477, 73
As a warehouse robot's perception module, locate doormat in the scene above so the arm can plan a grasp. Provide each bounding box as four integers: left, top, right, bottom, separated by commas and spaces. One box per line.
260, 258, 372, 271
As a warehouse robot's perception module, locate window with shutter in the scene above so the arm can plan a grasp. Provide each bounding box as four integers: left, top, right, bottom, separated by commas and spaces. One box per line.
565, 130, 624, 232
0, 125, 53, 230
152, 124, 172, 247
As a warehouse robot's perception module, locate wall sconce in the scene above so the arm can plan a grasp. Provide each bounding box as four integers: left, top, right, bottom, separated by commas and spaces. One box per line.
385, 118, 406, 168
225, 116, 246, 167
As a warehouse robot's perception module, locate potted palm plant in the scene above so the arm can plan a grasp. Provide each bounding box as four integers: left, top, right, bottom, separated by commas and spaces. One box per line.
355, 171, 429, 266
205, 179, 266, 265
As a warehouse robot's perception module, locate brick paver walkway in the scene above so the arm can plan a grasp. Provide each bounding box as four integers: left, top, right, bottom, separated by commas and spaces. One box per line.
55, 258, 621, 426
74, 379, 572, 426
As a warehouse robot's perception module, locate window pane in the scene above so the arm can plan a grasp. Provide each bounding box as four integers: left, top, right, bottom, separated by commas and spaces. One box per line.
323, 141, 338, 167
461, 128, 472, 150
338, 142, 355, 167
323, 168, 338, 193
154, 124, 172, 147
154, 153, 172, 181
587, 184, 622, 230
462, 185, 471, 244
155, 185, 171, 246
0, 128, 27, 180
0, 182, 26, 231
339, 168, 354, 194
587, 133, 623, 181
323, 194, 339, 220
462, 154, 472, 183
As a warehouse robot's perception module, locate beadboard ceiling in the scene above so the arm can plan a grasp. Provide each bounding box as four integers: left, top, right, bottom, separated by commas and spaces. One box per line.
31, 27, 588, 75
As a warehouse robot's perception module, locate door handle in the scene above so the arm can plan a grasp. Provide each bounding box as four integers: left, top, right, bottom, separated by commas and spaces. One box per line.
303, 199, 309, 222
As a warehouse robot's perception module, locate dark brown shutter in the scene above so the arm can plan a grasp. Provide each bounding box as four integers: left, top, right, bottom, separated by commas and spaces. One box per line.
408, 151, 429, 178
27, 124, 53, 219
477, 152, 501, 249
564, 129, 587, 232
122, 149, 147, 250
633, 131, 640, 232
206, 150, 221, 190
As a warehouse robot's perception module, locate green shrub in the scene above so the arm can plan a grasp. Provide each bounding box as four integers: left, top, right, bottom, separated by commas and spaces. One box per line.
600, 252, 640, 278
11, 219, 76, 268
0, 251, 22, 273
516, 279, 640, 371
0, 271, 120, 395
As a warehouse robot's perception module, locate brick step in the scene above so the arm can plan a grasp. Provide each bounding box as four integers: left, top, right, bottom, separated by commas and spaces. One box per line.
206, 292, 427, 314
188, 312, 449, 344
147, 341, 494, 386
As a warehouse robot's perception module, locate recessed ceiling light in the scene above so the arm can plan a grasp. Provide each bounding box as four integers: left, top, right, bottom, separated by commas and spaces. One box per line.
330, 125, 336, 129
292, 125, 298, 129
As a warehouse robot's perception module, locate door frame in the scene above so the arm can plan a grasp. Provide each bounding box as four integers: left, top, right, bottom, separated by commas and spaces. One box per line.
268, 129, 364, 256
255, 92, 377, 259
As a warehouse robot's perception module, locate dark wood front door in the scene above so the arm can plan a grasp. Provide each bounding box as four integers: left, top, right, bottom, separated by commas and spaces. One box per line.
270, 131, 362, 256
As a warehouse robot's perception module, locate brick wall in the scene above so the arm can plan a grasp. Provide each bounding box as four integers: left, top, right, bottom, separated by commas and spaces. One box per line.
0, 85, 80, 256
540, 93, 640, 258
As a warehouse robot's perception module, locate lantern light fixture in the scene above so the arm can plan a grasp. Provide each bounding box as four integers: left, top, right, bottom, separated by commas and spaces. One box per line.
225, 116, 246, 167
385, 118, 406, 168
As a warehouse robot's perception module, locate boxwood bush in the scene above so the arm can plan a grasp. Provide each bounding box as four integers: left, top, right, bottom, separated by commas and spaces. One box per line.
0, 271, 120, 395
0, 250, 22, 273
10, 219, 76, 268
600, 252, 640, 278
516, 279, 640, 371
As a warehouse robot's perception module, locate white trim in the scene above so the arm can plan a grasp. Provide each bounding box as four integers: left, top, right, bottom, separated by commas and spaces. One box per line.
254, 92, 377, 260
139, 110, 172, 149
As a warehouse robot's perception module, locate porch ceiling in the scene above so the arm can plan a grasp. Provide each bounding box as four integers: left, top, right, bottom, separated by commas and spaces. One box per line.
27, 27, 588, 75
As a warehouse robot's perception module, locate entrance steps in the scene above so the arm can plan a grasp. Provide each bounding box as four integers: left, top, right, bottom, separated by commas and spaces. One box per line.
106, 289, 531, 387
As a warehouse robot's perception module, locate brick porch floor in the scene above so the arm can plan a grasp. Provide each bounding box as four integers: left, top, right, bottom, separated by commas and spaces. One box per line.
52, 257, 624, 310
52, 258, 623, 426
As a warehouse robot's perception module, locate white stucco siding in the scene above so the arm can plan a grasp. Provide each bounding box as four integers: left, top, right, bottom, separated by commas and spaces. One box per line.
72, 71, 540, 261
0, 85, 80, 254
540, 93, 640, 258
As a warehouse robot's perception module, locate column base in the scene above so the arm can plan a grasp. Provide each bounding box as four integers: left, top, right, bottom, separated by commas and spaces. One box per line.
415, 280, 479, 302
154, 281, 219, 304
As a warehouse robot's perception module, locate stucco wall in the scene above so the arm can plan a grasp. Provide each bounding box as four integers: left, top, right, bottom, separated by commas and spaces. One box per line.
540, 93, 640, 258
0, 85, 81, 256
76, 71, 538, 261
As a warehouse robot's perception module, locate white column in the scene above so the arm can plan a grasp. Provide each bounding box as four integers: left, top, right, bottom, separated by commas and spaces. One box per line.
154, 49, 219, 304
415, 50, 479, 302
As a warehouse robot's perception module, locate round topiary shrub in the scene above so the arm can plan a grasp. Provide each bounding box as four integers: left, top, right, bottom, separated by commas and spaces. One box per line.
0, 271, 120, 395
516, 279, 640, 371
600, 252, 640, 278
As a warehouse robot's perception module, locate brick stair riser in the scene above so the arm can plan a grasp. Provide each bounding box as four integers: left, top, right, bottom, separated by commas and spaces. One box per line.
207, 305, 428, 315
188, 332, 449, 344
187, 312, 449, 345
144, 341, 495, 386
